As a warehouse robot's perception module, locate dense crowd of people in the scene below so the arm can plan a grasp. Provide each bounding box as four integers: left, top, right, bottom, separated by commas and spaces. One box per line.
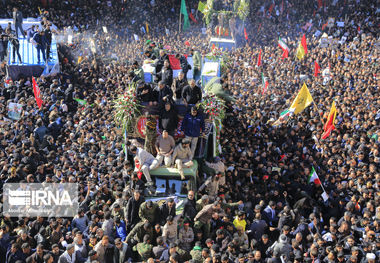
0, 0, 379, 263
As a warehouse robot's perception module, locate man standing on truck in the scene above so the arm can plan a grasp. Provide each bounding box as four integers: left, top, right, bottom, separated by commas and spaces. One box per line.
181, 107, 205, 159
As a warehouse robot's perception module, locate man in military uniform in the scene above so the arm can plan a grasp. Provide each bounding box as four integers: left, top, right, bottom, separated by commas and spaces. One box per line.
190, 47, 202, 82
138, 200, 160, 225
132, 61, 144, 81
173, 241, 191, 262
134, 234, 153, 261
190, 242, 203, 263
125, 221, 153, 245
144, 115, 157, 155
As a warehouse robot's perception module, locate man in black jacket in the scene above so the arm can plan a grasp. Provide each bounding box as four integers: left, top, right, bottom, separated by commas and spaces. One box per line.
175, 53, 191, 80
154, 50, 169, 80
159, 102, 178, 137
9, 34, 22, 64
124, 190, 145, 232
136, 82, 155, 105
154, 81, 173, 106
172, 71, 188, 103
12, 7, 25, 38
182, 79, 202, 106
32, 30, 47, 63
159, 198, 177, 226
182, 190, 197, 222
156, 60, 173, 87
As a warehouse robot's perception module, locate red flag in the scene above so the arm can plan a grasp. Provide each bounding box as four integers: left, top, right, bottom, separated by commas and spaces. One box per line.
321, 125, 335, 139
189, 13, 197, 23
317, 0, 323, 9
244, 27, 248, 40
314, 61, 320, 77
281, 49, 289, 59
268, 4, 274, 17
322, 22, 328, 30
168, 55, 181, 70
257, 49, 262, 67
211, 43, 216, 50
32, 77, 43, 109
184, 41, 190, 47
357, 25, 360, 32
322, 101, 337, 139
301, 34, 308, 54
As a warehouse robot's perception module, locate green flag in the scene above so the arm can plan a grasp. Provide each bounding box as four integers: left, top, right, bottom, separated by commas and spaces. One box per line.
180, 0, 190, 30
198, 1, 205, 13
74, 98, 87, 105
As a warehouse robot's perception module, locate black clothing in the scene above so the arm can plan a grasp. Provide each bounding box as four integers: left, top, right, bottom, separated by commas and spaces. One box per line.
182, 85, 202, 104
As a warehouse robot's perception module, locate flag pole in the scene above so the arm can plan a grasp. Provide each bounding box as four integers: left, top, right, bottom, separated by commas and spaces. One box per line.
179, 6, 182, 32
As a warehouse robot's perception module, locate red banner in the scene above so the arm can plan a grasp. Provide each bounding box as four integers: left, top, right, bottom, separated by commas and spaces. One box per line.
32, 77, 43, 109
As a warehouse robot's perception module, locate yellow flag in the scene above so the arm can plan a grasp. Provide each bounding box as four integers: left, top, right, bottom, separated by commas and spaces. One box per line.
296, 42, 305, 60
289, 83, 313, 114
38, 7, 42, 15
145, 22, 149, 34
77, 56, 83, 64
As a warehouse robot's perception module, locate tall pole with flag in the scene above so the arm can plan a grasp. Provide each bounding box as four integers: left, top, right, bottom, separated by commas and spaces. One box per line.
180, 0, 190, 32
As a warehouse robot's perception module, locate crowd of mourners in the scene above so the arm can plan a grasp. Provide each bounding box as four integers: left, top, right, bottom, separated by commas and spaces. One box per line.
0, 0, 379, 262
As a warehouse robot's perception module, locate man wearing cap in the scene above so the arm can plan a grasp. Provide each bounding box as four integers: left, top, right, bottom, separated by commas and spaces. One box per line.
172, 139, 194, 180
179, 220, 194, 251
190, 242, 203, 263
272, 234, 292, 260
181, 106, 205, 159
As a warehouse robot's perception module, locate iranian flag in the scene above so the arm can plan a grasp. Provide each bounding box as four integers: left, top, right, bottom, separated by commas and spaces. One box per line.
168, 54, 193, 78
278, 37, 289, 59
261, 73, 268, 95
308, 167, 321, 185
